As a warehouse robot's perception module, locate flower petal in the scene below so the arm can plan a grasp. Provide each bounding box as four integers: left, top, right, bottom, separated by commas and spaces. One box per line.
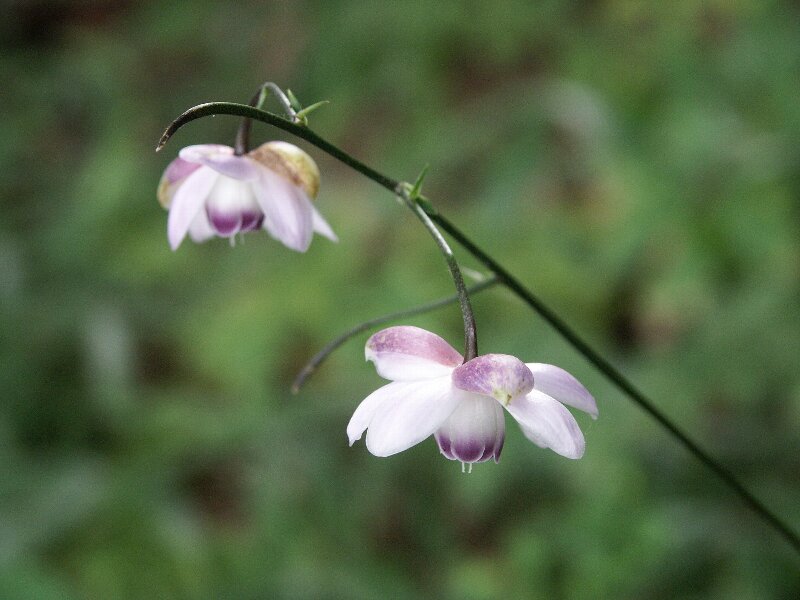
365, 326, 462, 381
187, 209, 216, 243
527, 363, 598, 419
252, 167, 314, 252
506, 389, 585, 459
204, 176, 262, 237
311, 205, 338, 242
435, 392, 505, 463
179, 145, 261, 181
360, 377, 461, 457
167, 166, 219, 250
348, 382, 397, 446
158, 157, 201, 208
451, 354, 534, 404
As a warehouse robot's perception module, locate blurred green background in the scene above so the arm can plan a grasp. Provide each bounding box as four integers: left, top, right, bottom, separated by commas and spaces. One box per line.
2, 0, 799, 598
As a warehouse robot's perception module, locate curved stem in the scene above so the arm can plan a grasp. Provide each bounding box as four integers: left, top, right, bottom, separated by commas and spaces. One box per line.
233, 91, 261, 156
397, 187, 478, 362
234, 82, 297, 155
292, 276, 498, 393
157, 101, 800, 555
157, 102, 399, 190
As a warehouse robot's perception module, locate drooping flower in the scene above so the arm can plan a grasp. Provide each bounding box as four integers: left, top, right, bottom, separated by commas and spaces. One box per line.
157, 141, 337, 252
348, 326, 597, 467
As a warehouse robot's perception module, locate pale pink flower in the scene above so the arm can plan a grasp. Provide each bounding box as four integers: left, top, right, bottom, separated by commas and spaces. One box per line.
348, 326, 597, 466
157, 142, 336, 251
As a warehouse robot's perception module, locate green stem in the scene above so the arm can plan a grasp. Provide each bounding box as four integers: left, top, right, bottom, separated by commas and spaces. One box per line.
234, 82, 297, 155
397, 187, 478, 362
157, 101, 800, 555
292, 276, 498, 393
158, 102, 399, 190
233, 92, 261, 156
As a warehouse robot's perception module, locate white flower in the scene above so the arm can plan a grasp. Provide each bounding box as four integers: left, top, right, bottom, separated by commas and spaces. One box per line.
157, 142, 337, 252
348, 326, 597, 466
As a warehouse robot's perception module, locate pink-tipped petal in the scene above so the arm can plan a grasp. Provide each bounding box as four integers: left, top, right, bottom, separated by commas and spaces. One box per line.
435, 392, 505, 463
252, 167, 314, 252
240, 212, 264, 232
506, 390, 585, 459
527, 363, 598, 419
162, 155, 203, 184
179, 145, 261, 181
366, 326, 462, 381
158, 157, 202, 208
167, 166, 219, 250
452, 354, 534, 404
311, 205, 338, 242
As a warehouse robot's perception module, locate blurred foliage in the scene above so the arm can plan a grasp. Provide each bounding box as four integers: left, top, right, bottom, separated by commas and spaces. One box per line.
2, 0, 799, 598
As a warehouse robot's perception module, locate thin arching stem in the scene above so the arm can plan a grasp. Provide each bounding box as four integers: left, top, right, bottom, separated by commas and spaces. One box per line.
396, 187, 478, 362
234, 82, 298, 155
291, 276, 498, 393
157, 102, 399, 190
157, 101, 800, 555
